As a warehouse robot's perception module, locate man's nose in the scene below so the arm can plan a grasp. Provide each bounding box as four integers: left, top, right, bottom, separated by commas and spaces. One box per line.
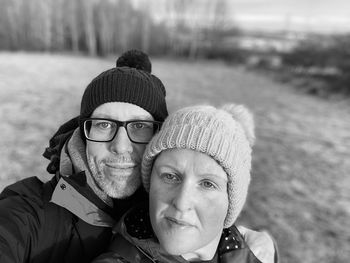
171, 183, 194, 212
109, 127, 133, 154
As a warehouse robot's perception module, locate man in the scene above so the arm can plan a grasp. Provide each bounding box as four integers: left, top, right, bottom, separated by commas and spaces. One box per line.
0, 50, 168, 262
0, 50, 276, 263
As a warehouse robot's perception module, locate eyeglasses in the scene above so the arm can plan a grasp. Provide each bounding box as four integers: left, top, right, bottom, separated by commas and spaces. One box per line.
83, 118, 162, 144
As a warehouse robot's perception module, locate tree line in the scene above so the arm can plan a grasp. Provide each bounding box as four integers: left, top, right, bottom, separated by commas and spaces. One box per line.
0, 0, 234, 57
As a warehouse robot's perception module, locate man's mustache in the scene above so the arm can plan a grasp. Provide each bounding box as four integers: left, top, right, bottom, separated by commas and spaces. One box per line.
101, 155, 138, 165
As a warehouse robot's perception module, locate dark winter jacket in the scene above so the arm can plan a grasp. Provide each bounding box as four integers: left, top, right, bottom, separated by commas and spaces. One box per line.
93, 203, 277, 263
0, 173, 146, 263
0, 119, 147, 263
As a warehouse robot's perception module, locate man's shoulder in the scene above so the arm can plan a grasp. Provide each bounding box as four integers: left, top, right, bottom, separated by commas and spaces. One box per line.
0, 176, 77, 263
0, 176, 70, 219
0, 176, 55, 203
0, 176, 73, 232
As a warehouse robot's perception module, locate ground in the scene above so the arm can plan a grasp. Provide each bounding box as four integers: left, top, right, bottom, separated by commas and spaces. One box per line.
0, 52, 349, 263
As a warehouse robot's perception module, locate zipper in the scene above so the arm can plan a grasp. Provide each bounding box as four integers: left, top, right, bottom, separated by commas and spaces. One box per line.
135, 244, 159, 263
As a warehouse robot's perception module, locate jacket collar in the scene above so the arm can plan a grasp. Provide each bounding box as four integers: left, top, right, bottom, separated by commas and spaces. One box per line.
51, 176, 116, 227
50, 129, 116, 227
118, 203, 250, 263
50, 129, 148, 228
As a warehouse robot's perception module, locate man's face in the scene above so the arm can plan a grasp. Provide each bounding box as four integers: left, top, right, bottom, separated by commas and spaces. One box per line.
86, 102, 153, 199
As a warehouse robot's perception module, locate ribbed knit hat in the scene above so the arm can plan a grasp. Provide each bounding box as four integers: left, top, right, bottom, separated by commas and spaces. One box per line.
79, 50, 168, 139
141, 104, 255, 228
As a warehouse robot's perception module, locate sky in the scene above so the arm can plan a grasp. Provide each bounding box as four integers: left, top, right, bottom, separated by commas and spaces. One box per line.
134, 0, 350, 34
228, 0, 350, 33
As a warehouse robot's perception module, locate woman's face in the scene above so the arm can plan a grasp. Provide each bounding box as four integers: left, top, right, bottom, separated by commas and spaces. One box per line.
149, 148, 229, 260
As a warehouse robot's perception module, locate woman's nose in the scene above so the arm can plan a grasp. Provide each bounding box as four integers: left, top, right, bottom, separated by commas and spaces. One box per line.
171, 183, 194, 212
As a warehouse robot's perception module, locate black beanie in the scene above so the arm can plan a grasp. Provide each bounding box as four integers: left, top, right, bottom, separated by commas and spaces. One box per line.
79, 50, 168, 139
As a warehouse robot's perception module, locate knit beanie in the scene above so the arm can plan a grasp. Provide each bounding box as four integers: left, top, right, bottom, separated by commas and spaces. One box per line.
141, 103, 255, 228
79, 49, 168, 139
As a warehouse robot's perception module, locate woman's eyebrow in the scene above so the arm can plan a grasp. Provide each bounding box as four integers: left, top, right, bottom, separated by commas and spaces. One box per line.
155, 163, 179, 171
198, 172, 228, 182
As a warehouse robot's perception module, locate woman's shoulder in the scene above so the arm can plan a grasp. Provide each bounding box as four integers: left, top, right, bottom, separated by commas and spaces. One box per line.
218, 225, 277, 263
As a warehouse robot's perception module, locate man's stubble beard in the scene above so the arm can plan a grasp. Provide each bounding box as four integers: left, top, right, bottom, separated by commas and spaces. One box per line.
87, 156, 141, 199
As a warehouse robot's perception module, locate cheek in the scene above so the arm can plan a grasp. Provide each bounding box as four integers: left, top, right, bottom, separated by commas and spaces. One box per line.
149, 185, 164, 232
149, 178, 170, 217
86, 142, 106, 161
199, 193, 228, 228
133, 144, 146, 160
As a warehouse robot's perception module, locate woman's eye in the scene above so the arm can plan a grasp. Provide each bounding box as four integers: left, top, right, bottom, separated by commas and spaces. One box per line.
161, 173, 180, 183
201, 180, 217, 190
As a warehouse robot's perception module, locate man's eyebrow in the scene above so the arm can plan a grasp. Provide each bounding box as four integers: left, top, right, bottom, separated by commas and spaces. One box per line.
133, 115, 153, 120
92, 114, 153, 120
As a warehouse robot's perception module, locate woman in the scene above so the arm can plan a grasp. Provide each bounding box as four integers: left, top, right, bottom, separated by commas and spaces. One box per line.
94, 103, 278, 263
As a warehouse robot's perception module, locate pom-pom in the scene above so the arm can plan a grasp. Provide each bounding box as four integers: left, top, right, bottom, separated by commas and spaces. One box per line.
116, 49, 152, 73
221, 104, 255, 147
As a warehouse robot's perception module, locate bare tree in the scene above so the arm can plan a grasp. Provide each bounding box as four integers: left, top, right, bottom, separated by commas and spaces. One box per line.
183, 0, 210, 59
164, 0, 212, 58
38, 0, 52, 51
51, 0, 65, 51
115, 0, 134, 52
96, 1, 112, 55
139, 0, 151, 53
66, 0, 79, 52
211, 0, 228, 31
81, 0, 97, 55
2, 0, 21, 49
208, 0, 229, 48
164, 0, 190, 55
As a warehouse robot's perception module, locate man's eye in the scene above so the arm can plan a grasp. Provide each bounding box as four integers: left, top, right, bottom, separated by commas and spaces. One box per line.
130, 122, 152, 130
134, 123, 146, 129
95, 121, 112, 129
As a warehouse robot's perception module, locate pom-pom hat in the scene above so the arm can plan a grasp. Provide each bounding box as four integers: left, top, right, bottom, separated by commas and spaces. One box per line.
142, 104, 255, 228
79, 50, 168, 139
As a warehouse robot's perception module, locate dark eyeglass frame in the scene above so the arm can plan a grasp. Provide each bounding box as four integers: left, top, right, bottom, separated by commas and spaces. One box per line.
83, 117, 162, 144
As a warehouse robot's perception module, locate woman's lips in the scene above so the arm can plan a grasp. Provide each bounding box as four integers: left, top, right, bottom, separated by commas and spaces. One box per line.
165, 217, 194, 227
